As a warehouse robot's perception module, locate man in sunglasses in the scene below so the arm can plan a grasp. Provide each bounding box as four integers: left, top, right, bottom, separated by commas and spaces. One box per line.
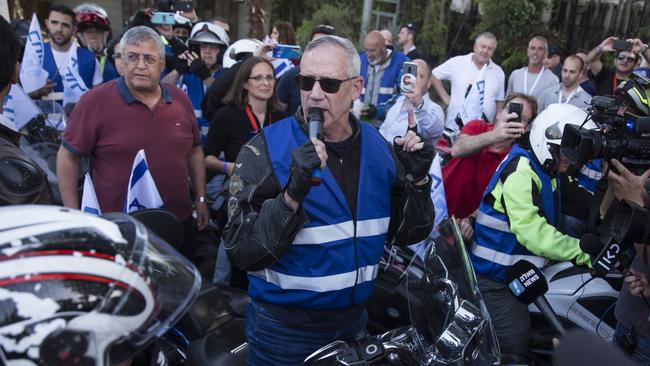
587, 36, 650, 96
224, 35, 435, 365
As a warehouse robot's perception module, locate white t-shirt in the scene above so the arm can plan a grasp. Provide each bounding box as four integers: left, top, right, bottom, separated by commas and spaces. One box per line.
51, 45, 103, 87
506, 67, 559, 103
432, 53, 505, 131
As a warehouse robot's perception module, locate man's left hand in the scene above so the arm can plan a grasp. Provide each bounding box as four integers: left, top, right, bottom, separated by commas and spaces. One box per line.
402, 76, 422, 108
605, 159, 650, 206
393, 111, 434, 183
196, 202, 210, 231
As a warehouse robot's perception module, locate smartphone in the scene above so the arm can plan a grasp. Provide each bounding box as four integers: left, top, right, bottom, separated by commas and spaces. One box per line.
171, 0, 193, 12
508, 102, 523, 122
613, 39, 632, 52
272, 44, 301, 60
400, 62, 417, 93
151, 12, 176, 25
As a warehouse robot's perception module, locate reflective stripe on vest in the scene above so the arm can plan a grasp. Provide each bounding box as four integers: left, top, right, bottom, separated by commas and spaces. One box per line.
252, 116, 396, 309
250, 264, 379, 292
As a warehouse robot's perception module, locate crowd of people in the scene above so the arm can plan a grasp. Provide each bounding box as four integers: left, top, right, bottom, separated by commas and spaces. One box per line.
2, 1, 650, 365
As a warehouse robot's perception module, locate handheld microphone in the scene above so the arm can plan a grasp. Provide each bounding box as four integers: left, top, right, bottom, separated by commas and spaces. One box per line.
308, 107, 324, 186
505, 260, 565, 335
580, 233, 636, 277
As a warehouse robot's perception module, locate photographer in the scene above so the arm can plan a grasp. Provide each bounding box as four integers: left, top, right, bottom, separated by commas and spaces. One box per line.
587, 37, 650, 96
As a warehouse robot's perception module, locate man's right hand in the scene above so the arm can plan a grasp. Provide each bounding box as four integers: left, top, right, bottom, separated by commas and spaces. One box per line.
285, 139, 327, 205
28, 80, 55, 99
599, 36, 618, 53
492, 112, 525, 142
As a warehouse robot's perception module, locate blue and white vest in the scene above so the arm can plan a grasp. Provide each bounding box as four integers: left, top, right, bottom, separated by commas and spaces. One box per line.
471, 145, 559, 282
179, 68, 224, 144
250, 116, 396, 309
577, 159, 602, 193
43, 43, 96, 93
359, 51, 409, 105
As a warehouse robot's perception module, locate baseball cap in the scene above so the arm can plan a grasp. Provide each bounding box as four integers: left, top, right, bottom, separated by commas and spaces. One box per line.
548, 44, 561, 57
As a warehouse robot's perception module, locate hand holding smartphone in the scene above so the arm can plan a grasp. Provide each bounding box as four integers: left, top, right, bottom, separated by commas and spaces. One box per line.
508, 102, 523, 123
613, 39, 633, 52
400, 62, 417, 93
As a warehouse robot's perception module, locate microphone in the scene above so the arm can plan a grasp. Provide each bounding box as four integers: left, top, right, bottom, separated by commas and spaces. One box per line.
505, 260, 565, 335
580, 233, 636, 277
308, 107, 324, 186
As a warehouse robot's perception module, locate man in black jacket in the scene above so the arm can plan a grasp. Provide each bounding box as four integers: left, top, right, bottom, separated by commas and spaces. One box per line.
0, 16, 53, 206
223, 35, 435, 365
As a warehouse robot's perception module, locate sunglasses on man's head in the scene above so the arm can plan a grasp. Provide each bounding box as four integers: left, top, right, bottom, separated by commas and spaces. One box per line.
295, 74, 357, 94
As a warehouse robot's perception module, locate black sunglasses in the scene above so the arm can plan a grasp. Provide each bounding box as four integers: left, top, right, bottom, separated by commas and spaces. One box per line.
295, 74, 357, 93
617, 54, 637, 63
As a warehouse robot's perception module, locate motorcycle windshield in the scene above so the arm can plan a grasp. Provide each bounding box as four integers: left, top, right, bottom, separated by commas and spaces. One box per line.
381, 218, 501, 365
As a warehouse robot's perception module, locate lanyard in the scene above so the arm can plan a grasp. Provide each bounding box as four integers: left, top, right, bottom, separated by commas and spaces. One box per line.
523, 67, 544, 95
612, 75, 618, 94
245, 105, 272, 133
558, 88, 578, 104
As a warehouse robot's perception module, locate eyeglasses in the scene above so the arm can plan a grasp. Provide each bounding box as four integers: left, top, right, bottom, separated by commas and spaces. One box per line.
296, 75, 357, 93
124, 53, 159, 66
617, 55, 637, 63
113, 53, 122, 60
248, 75, 275, 83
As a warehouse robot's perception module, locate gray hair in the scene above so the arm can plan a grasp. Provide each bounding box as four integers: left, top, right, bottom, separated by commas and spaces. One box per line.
529, 35, 548, 51
119, 26, 165, 60
475, 31, 498, 47
304, 35, 360, 78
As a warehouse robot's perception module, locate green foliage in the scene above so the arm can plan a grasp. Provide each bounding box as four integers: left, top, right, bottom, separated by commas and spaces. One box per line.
475, 0, 555, 74
294, 2, 362, 48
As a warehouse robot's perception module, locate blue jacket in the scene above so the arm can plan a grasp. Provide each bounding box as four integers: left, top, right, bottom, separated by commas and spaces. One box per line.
471, 145, 558, 282
359, 51, 409, 106
43, 43, 96, 92
179, 68, 225, 144
101, 56, 119, 83
248, 116, 396, 309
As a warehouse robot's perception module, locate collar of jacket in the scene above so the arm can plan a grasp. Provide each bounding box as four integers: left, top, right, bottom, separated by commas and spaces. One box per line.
293, 108, 361, 143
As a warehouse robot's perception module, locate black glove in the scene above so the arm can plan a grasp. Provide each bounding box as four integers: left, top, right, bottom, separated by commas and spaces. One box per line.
285, 140, 322, 203
173, 56, 189, 75
190, 59, 212, 80
393, 131, 435, 183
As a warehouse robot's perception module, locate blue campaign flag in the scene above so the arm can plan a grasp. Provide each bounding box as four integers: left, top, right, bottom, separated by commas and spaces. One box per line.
2, 84, 41, 130
124, 150, 164, 213
81, 173, 102, 216
62, 44, 90, 106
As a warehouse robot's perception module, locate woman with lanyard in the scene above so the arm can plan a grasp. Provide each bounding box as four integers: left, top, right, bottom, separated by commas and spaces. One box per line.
204, 56, 284, 289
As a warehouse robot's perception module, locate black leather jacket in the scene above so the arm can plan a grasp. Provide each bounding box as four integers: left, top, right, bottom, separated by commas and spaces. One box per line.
223, 111, 434, 272
0, 127, 53, 205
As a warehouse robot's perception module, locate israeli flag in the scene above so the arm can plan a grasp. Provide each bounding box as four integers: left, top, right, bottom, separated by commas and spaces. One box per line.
19, 13, 49, 94
124, 149, 163, 213
62, 43, 89, 106
81, 173, 101, 216
2, 84, 41, 130
409, 154, 449, 258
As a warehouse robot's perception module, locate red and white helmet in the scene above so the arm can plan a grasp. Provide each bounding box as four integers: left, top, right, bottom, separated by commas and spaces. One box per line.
75, 3, 111, 50
0, 205, 201, 365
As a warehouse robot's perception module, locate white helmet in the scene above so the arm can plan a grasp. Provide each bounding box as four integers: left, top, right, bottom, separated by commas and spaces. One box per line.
189, 22, 229, 46
222, 38, 263, 68
529, 104, 597, 170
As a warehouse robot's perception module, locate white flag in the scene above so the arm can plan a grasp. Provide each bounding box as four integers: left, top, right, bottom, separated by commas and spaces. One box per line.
62, 43, 89, 106
124, 149, 164, 213
81, 173, 101, 216
19, 13, 49, 94
409, 154, 449, 258
2, 84, 41, 130
458, 65, 487, 124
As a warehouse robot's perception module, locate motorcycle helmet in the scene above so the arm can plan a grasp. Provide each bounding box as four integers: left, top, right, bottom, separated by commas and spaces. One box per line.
529, 103, 597, 171
173, 14, 193, 43
222, 38, 263, 68
0, 205, 201, 365
74, 3, 112, 50
189, 22, 229, 47
616, 74, 650, 116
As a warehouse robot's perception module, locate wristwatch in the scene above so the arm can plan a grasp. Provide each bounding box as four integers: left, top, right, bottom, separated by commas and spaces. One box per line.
641, 43, 649, 54
196, 196, 207, 204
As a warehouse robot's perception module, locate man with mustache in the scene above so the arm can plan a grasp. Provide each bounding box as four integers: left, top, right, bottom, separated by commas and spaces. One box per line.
30, 5, 102, 101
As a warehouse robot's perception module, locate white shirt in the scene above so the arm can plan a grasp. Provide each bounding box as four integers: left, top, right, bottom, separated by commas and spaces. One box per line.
538, 84, 592, 112
379, 94, 445, 144
432, 53, 505, 131
51, 45, 103, 87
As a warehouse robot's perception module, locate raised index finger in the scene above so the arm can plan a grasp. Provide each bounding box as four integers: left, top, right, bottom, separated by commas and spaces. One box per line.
407, 109, 417, 133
